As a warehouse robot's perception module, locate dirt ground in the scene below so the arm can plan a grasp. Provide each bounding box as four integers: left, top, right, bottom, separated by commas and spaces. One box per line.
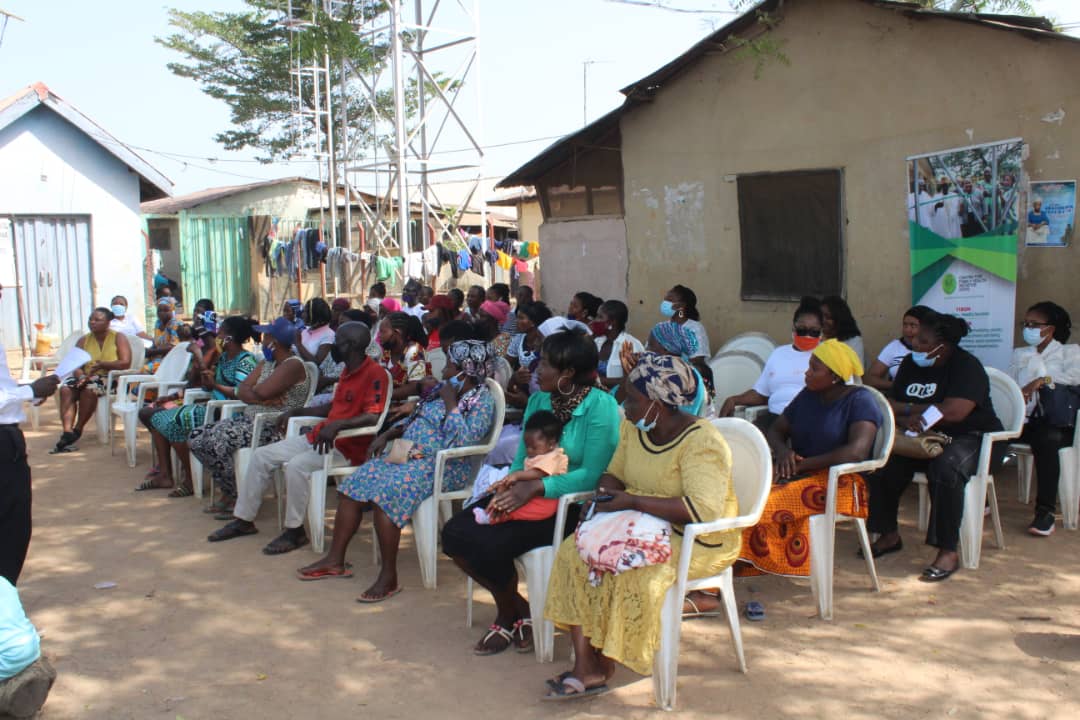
12, 399, 1080, 719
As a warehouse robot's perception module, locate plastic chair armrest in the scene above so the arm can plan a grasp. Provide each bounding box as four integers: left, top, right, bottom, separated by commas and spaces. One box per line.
737, 405, 769, 422
551, 491, 595, 546
183, 389, 212, 405
249, 412, 281, 449
115, 374, 155, 399
219, 401, 246, 419
335, 425, 381, 439
286, 416, 323, 439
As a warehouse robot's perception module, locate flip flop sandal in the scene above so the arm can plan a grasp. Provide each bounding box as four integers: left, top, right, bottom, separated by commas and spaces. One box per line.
144, 467, 163, 480
262, 532, 309, 555
135, 480, 171, 491
542, 676, 610, 702
473, 624, 514, 656
745, 600, 765, 621
167, 486, 194, 498
206, 520, 258, 542
513, 618, 534, 653
682, 594, 722, 619
296, 564, 354, 582
356, 586, 402, 604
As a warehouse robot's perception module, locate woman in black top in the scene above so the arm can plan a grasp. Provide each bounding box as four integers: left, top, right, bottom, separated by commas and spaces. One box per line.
866, 312, 1003, 582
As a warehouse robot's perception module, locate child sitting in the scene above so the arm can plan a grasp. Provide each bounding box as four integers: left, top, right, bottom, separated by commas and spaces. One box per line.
473, 410, 567, 525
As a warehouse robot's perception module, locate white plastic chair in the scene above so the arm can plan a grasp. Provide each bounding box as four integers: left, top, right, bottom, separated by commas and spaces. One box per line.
808, 387, 895, 620
108, 343, 192, 467
914, 367, 1024, 569
95, 340, 146, 445
653, 417, 772, 710
1006, 443, 1034, 504
1057, 409, 1080, 530
22, 330, 82, 430
716, 332, 776, 367
276, 368, 394, 551
709, 351, 764, 417
427, 348, 447, 379
189, 397, 240, 498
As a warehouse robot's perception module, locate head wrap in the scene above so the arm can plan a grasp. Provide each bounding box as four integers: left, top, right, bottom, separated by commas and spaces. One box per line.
447, 339, 493, 380
380, 297, 402, 313
385, 311, 411, 333
428, 294, 454, 312
479, 300, 511, 325
331, 298, 351, 312
628, 352, 698, 409
812, 339, 864, 382
649, 321, 699, 359
537, 317, 591, 337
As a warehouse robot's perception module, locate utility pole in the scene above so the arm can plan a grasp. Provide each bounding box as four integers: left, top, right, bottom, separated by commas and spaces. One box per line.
582, 59, 610, 125
0, 8, 24, 51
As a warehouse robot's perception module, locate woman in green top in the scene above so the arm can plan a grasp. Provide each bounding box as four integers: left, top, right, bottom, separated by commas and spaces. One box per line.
442, 330, 620, 656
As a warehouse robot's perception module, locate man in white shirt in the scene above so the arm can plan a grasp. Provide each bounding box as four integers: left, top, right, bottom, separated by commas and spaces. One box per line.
107, 295, 152, 341
0, 284, 61, 585
401, 279, 426, 319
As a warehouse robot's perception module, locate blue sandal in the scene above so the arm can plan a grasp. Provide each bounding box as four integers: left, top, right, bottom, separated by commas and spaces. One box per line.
745, 600, 765, 621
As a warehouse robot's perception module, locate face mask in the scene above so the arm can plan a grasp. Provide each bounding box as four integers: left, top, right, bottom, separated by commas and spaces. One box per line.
262, 343, 275, 362
589, 321, 609, 336
659, 300, 676, 318
448, 372, 465, 391
402, 294, 416, 305
634, 401, 658, 433
111, 304, 126, 317
367, 297, 382, 312
1023, 327, 1045, 347
911, 344, 942, 368
792, 333, 821, 352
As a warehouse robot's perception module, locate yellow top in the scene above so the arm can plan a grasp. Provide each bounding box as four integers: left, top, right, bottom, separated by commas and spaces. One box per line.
82, 330, 119, 373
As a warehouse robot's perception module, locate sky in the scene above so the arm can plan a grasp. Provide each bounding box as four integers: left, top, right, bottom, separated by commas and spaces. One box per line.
1, 0, 1077, 198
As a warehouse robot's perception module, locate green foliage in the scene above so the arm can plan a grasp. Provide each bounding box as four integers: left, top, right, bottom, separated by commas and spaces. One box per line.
911, 0, 1036, 13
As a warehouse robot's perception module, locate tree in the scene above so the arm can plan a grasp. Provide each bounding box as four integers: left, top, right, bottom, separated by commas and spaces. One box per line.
156, 0, 390, 162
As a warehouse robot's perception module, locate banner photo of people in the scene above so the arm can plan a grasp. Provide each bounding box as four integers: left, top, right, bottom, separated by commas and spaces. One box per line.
1026, 180, 1076, 247
906, 138, 1022, 370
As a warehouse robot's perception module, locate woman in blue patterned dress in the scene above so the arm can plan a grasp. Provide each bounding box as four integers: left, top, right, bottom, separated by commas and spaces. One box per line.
137, 316, 258, 496
297, 337, 497, 602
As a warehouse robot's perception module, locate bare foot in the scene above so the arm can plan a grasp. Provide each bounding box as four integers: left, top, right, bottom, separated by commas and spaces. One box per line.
297, 555, 348, 575
358, 573, 399, 602
683, 590, 720, 615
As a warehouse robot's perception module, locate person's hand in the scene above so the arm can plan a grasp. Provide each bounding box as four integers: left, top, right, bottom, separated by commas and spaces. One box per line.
775, 449, 803, 481
294, 329, 304, 347
513, 366, 530, 386
439, 380, 458, 405
905, 413, 926, 434
276, 409, 297, 434
719, 397, 738, 418
312, 420, 341, 454
30, 374, 60, 399
418, 376, 440, 396
388, 401, 416, 421
74, 375, 90, 390
1022, 378, 1045, 403
621, 347, 640, 376
367, 433, 390, 460
491, 478, 543, 515
200, 370, 215, 390
594, 485, 637, 513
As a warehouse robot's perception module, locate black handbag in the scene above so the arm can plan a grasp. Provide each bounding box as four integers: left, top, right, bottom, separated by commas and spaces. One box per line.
1036, 384, 1080, 428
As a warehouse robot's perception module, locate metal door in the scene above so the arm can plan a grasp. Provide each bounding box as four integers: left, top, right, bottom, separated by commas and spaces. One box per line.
180, 215, 250, 313
7, 216, 93, 350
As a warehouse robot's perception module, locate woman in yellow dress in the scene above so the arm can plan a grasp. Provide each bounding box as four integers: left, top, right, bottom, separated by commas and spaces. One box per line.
543, 352, 740, 700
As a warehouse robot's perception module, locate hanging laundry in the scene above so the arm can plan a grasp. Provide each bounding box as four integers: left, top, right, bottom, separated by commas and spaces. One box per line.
457, 248, 471, 272
467, 234, 484, 253
496, 250, 513, 270
513, 258, 528, 273
375, 254, 403, 282
421, 244, 440, 278
404, 251, 424, 280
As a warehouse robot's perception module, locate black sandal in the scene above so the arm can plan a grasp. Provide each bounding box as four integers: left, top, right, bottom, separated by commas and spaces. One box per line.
262, 529, 309, 555
207, 519, 257, 542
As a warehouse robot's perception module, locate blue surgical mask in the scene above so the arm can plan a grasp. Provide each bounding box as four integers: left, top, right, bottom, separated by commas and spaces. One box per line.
448, 372, 465, 391
911, 344, 942, 368
111, 304, 126, 317
1023, 327, 1045, 347
634, 401, 658, 433
262, 344, 275, 362
659, 300, 676, 318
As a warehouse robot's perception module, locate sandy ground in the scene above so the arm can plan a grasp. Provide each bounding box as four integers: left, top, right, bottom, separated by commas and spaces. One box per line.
10, 399, 1080, 719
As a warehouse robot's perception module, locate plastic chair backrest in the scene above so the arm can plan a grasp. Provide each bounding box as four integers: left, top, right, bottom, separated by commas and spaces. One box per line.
156, 342, 192, 380
864, 386, 896, 463
717, 332, 776, 366
56, 331, 83, 358
302, 361, 319, 406
710, 417, 772, 522
427, 348, 447, 378
127, 338, 146, 372
709, 351, 765, 410
986, 367, 1025, 435
492, 357, 512, 390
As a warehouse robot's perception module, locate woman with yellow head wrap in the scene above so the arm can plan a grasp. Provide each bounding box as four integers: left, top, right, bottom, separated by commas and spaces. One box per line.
812, 339, 864, 384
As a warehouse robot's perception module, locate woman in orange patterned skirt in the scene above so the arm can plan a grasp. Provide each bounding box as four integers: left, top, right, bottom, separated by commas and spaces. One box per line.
737, 339, 882, 577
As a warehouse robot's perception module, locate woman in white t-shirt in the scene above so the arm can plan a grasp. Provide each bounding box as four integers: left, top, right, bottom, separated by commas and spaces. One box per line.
659, 285, 710, 359
108, 295, 152, 341
821, 295, 865, 367
864, 305, 933, 392
594, 299, 644, 389
294, 297, 335, 363
719, 297, 823, 429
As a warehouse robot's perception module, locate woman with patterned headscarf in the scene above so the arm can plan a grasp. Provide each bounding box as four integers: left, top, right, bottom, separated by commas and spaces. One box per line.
297, 331, 497, 602
541, 352, 740, 699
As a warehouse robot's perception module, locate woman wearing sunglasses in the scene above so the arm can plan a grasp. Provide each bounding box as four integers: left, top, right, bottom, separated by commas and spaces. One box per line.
719, 297, 824, 431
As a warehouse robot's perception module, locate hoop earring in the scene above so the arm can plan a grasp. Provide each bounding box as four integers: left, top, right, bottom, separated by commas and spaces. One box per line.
557, 376, 572, 395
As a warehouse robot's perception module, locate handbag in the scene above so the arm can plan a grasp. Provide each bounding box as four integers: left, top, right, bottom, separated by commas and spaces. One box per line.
575, 509, 672, 587
1036, 384, 1080, 428
384, 438, 415, 464
891, 430, 951, 460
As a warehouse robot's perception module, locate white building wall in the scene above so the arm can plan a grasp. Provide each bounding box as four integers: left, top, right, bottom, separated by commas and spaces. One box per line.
0, 106, 147, 326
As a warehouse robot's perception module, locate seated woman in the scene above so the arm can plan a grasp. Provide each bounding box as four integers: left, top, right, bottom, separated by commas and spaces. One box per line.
144, 299, 181, 373
733, 340, 880, 580
137, 316, 258, 496
542, 353, 740, 699
108, 295, 152, 341
296, 336, 498, 602
442, 330, 620, 656
659, 284, 710, 359
719, 296, 823, 429
864, 305, 932, 392
422, 294, 456, 350
475, 299, 513, 358
52, 308, 132, 453
189, 318, 311, 517
506, 301, 554, 408
627, 321, 708, 415
329, 297, 350, 329
1009, 301, 1080, 536
594, 300, 643, 390
822, 295, 865, 366
867, 312, 1003, 581
294, 298, 334, 366
566, 291, 602, 326
281, 298, 305, 331
379, 311, 429, 402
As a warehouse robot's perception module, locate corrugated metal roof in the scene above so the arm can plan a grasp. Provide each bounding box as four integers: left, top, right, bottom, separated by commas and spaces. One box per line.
140, 177, 372, 215
0, 81, 173, 200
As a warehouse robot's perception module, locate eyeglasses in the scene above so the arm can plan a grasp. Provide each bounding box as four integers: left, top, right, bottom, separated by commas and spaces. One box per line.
1022, 321, 1050, 329
793, 327, 822, 337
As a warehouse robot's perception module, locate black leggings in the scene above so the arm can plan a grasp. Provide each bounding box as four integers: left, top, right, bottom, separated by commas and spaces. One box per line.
441, 500, 579, 587
1020, 420, 1075, 514
0, 427, 32, 585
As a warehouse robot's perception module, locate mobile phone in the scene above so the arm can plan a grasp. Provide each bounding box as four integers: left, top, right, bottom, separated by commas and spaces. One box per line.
594, 494, 614, 502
